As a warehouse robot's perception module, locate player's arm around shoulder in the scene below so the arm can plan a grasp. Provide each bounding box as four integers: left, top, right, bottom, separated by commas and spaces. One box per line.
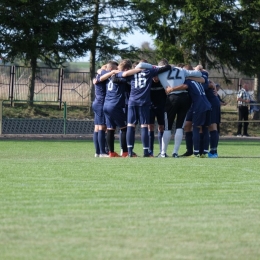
111, 74, 128, 84
184, 70, 202, 78
157, 64, 171, 74
186, 77, 205, 83
134, 62, 170, 74
99, 70, 120, 82
121, 68, 143, 77
135, 62, 155, 69
165, 84, 188, 95
92, 69, 105, 84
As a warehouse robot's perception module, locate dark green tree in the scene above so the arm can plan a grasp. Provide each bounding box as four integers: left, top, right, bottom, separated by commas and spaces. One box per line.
133, 0, 260, 116
85, 1, 141, 71
133, 0, 260, 78
84, 0, 148, 102
130, 0, 184, 64
234, 0, 260, 118
0, 0, 91, 103
177, 0, 239, 71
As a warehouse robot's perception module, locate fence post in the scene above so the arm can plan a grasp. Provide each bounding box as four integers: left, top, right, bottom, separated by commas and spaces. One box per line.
0, 100, 2, 135
9, 66, 15, 106
58, 68, 64, 110
63, 102, 67, 135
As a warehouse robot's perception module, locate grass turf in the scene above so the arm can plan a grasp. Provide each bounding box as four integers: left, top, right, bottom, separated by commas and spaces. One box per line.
0, 139, 260, 260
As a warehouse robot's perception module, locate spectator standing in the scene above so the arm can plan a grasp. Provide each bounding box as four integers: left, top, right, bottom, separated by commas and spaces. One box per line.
236, 83, 251, 137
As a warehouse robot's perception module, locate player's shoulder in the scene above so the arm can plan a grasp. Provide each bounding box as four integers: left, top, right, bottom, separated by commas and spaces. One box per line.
101, 69, 109, 74
184, 78, 192, 83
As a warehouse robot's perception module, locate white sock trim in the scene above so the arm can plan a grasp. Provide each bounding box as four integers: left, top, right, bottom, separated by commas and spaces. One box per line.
161, 130, 171, 154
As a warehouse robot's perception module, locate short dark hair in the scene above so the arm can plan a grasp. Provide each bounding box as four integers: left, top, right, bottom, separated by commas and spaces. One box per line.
106, 60, 118, 71
183, 64, 193, 70
158, 58, 169, 66
118, 59, 132, 71
107, 60, 118, 66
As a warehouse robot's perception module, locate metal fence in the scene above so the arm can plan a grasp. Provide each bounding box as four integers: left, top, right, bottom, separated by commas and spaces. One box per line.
0, 65, 92, 106
0, 65, 258, 135
0, 64, 256, 106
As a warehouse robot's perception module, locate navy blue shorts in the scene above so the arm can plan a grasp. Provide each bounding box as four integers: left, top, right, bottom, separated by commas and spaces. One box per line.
192, 110, 211, 127
103, 103, 127, 129
127, 105, 150, 125
185, 107, 193, 122
210, 105, 221, 124
92, 101, 106, 125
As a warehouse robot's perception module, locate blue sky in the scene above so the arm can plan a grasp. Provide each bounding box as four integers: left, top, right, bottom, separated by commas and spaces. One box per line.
125, 31, 154, 47
77, 31, 153, 61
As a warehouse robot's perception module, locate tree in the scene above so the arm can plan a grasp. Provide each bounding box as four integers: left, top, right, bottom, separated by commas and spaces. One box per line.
0, 0, 92, 103
236, 0, 260, 119
166, 0, 260, 115
139, 42, 157, 64
133, 0, 260, 118
84, 0, 150, 102
120, 41, 157, 65
130, 0, 184, 64
133, 0, 260, 76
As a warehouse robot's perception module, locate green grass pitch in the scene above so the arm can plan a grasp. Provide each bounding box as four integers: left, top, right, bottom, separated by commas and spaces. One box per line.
0, 139, 260, 260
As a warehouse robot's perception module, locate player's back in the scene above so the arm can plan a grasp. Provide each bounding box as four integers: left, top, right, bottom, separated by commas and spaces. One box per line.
158, 66, 202, 94
202, 71, 220, 107
158, 67, 186, 92
205, 87, 220, 107
94, 70, 108, 104
185, 79, 211, 113
104, 77, 126, 108
128, 68, 159, 106
94, 82, 106, 104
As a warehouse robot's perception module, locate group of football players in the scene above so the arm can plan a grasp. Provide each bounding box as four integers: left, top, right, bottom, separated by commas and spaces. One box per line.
92, 58, 221, 158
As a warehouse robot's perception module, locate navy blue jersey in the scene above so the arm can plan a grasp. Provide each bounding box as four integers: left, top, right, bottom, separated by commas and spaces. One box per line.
93, 70, 108, 105
201, 72, 220, 107
137, 63, 202, 92
205, 87, 220, 107
124, 82, 131, 106
124, 68, 162, 106
185, 79, 211, 113
104, 76, 127, 108
201, 72, 209, 90
111, 75, 130, 106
